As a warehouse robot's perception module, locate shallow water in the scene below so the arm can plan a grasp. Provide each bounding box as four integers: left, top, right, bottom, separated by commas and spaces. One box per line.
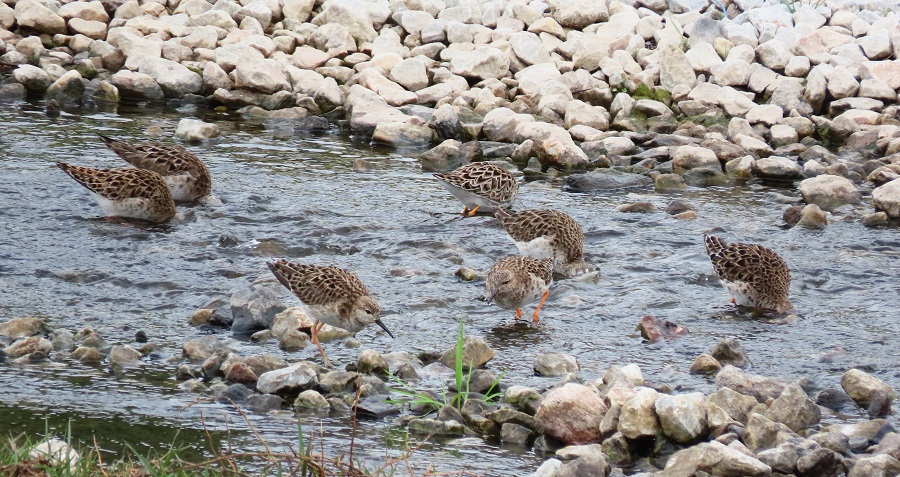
0, 100, 898, 474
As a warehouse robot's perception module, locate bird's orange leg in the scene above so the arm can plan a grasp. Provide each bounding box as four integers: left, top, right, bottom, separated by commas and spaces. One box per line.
532, 290, 550, 323
731, 298, 736, 304
311, 321, 331, 367
465, 205, 481, 217
515, 309, 522, 320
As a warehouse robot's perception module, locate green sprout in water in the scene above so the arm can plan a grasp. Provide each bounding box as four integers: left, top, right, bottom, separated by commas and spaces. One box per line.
385, 320, 504, 412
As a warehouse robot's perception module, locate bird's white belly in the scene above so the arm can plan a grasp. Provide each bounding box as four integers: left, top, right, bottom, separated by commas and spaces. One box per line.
304, 303, 347, 330
91, 193, 157, 221
513, 236, 555, 260
722, 280, 755, 306
438, 181, 498, 211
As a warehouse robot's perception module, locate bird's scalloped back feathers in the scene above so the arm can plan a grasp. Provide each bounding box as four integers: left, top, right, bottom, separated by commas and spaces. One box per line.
496, 209, 585, 262
704, 235, 791, 299
493, 256, 553, 285
57, 162, 174, 203
433, 163, 518, 204
100, 135, 211, 199
267, 260, 371, 307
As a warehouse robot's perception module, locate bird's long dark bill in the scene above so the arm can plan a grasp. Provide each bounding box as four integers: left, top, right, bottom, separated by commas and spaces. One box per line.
487, 289, 499, 305
375, 319, 394, 338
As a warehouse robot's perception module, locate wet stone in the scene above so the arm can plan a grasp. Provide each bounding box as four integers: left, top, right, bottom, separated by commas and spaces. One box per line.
256, 362, 318, 395
0, 317, 47, 338
764, 383, 821, 432
796, 447, 842, 477
502, 385, 543, 416
3, 336, 52, 358
408, 418, 466, 436
616, 202, 657, 213
638, 315, 689, 342
357, 349, 388, 375
355, 396, 401, 418
848, 454, 900, 477
841, 368, 896, 407
108, 345, 142, 366
244, 394, 284, 413
465, 368, 499, 395
437, 405, 465, 425
318, 371, 360, 394
71, 346, 102, 363
556, 454, 611, 477
690, 353, 722, 375
815, 387, 857, 412
486, 407, 543, 433
293, 390, 329, 410
501, 422, 532, 445
217, 383, 253, 404
711, 338, 751, 368
534, 353, 578, 377
438, 335, 495, 370
867, 390, 893, 418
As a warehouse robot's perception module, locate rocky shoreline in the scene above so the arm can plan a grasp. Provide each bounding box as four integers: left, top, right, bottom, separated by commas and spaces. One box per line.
2, 306, 899, 476
1, 0, 900, 224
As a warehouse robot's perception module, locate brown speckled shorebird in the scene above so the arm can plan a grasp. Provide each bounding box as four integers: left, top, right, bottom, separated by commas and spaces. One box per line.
267, 259, 393, 367
704, 235, 793, 313
58, 163, 176, 223
486, 256, 553, 323
100, 135, 211, 203
494, 208, 591, 278
433, 162, 519, 216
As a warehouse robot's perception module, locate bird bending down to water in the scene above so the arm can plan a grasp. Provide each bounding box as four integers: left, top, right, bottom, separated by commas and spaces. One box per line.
433, 162, 519, 216
99, 135, 211, 203
494, 208, 591, 278
57, 163, 176, 223
266, 259, 393, 367
486, 256, 553, 323
704, 235, 793, 313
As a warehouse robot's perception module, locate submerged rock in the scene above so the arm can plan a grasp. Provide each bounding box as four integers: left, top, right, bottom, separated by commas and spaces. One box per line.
711, 338, 751, 368
841, 368, 896, 407
534, 353, 578, 377
638, 315, 689, 342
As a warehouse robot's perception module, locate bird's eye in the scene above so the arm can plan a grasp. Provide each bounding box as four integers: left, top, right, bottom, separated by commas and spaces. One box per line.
502, 280, 511, 285
365, 309, 373, 315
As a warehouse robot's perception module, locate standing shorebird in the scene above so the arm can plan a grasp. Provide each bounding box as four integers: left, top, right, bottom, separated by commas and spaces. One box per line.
266, 260, 393, 367
58, 163, 176, 223
494, 208, 591, 278
433, 162, 519, 216
704, 235, 793, 313
486, 256, 553, 323
99, 135, 211, 203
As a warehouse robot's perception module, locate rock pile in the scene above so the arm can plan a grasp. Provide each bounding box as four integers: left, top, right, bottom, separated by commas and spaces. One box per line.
1, 0, 899, 221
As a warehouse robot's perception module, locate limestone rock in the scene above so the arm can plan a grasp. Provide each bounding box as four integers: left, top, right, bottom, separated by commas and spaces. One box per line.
764, 383, 821, 432
449, 46, 510, 81
655, 392, 708, 444
716, 365, 788, 402
798, 174, 862, 210
841, 368, 896, 407
618, 388, 660, 440
872, 179, 900, 218
535, 383, 607, 445
175, 118, 221, 142
45, 70, 85, 105
663, 441, 771, 476
256, 362, 318, 394
534, 353, 578, 377
438, 335, 495, 370
15, 0, 67, 34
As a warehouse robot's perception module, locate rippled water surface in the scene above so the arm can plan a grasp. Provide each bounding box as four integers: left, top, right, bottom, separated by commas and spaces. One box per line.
1, 101, 898, 474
